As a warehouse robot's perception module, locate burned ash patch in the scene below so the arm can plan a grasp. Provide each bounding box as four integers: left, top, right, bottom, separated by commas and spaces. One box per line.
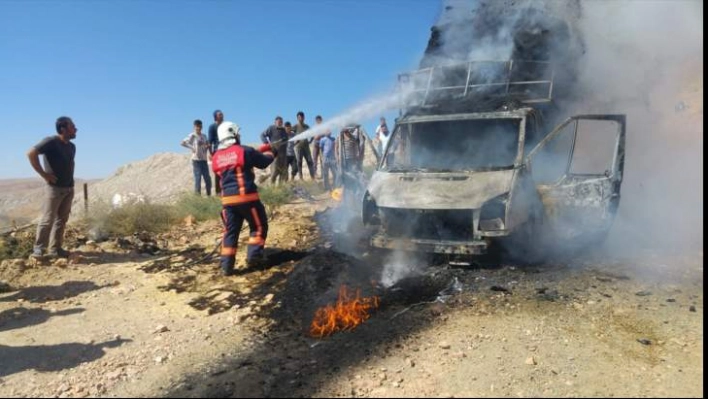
271, 249, 380, 332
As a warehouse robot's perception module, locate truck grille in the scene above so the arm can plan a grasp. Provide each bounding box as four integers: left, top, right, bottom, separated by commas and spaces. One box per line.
381, 208, 474, 241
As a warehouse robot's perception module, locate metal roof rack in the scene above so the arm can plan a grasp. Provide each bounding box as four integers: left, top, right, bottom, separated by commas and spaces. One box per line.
397, 60, 554, 112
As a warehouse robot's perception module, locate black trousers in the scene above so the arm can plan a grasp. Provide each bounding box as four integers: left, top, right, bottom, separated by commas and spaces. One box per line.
220, 200, 268, 272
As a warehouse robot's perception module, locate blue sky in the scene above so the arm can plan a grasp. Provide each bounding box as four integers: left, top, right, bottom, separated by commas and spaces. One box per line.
0, 0, 441, 179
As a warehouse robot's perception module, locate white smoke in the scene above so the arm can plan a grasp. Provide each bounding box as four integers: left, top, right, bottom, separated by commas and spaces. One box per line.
377, 0, 702, 285
570, 0, 703, 255
380, 250, 425, 288
289, 86, 414, 143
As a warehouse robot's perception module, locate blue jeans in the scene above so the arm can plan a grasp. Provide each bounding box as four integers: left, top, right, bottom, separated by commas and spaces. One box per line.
192, 160, 212, 195
322, 157, 337, 190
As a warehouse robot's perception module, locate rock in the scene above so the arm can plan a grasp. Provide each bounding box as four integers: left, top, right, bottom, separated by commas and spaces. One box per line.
184, 215, 196, 227
689, 305, 696, 312
105, 369, 123, 380
637, 338, 652, 345
53, 258, 69, 268
406, 358, 416, 368
213, 292, 234, 303
635, 290, 652, 296
69, 253, 85, 265
263, 293, 275, 304
56, 384, 72, 394
439, 342, 451, 350
525, 356, 537, 365
429, 302, 446, 316
490, 285, 511, 294
155, 356, 166, 364
153, 325, 169, 334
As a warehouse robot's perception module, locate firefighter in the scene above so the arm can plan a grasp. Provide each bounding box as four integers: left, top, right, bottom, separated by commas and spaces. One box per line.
211, 121, 276, 276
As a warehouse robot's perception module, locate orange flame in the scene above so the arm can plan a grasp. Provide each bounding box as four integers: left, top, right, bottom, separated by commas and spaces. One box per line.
331, 188, 343, 202
310, 285, 380, 338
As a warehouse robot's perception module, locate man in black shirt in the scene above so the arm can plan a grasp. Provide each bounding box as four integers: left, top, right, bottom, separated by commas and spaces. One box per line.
260, 116, 289, 185
27, 116, 77, 259
293, 111, 315, 180
208, 110, 224, 194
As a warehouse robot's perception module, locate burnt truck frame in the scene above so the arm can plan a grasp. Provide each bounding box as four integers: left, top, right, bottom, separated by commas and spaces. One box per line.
362, 60, 626, 258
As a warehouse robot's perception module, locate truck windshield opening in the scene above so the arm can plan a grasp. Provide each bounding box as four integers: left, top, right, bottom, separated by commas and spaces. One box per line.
382, 118, 521, 172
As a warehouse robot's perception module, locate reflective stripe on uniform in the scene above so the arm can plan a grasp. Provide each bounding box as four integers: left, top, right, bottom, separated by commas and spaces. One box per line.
236, 166, 246, 195
221, 246, 236, 256
247, 236, 265, 246
221, 192, 260, 205
250, 207, 264, 245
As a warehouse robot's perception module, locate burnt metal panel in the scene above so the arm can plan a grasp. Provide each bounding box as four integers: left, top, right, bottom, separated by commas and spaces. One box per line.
368, 169, 515, 210
371, 234, 488, 255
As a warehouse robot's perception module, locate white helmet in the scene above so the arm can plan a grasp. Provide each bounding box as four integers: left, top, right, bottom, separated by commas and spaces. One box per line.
217, 121, 241, 149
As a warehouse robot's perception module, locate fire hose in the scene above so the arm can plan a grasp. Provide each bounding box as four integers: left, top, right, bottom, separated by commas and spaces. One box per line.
173, 140, 290, 269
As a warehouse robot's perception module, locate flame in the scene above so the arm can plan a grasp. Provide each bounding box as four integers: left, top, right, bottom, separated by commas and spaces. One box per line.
310, 285, 380, 338
331, 188, 343, 201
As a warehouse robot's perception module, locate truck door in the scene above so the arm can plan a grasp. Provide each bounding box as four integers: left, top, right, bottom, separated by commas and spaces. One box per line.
526, 115, 626, 246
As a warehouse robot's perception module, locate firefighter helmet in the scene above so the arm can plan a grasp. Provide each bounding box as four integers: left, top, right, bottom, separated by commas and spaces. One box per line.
217, 121, 241, 149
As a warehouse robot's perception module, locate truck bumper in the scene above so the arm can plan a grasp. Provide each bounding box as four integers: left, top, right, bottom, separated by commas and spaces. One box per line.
370, 234, 489, 255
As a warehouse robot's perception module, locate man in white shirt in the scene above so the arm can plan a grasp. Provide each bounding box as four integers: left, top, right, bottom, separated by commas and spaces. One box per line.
181, 119, 212, 196
375, 117, 391, 157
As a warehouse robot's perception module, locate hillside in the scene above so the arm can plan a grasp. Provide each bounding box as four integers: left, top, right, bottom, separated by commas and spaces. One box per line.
0, 178, 97, 228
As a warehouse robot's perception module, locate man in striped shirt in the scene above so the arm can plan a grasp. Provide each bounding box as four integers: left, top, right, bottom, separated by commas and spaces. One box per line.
181, 119, 212, 196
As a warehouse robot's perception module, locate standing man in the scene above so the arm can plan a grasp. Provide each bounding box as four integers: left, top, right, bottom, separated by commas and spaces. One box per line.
375, 117, 391, 161
337, 125, 362, 174
208, 110, 224, 194
181, 119, 212, 196
212, 121, 276, 276
284, 121, 298, 180
27, 116, 77, 259
319, 131, 337, 191
336, 125, 367, 198
293, 111, 315, 180
311, 115, 325, 179
260, 116, 288, 185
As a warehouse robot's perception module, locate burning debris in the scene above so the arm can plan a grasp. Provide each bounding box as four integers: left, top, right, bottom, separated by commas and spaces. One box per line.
310, 284, 380, 338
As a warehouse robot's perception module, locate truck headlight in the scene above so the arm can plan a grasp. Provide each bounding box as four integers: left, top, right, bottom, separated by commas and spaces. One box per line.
479, 193, 508, 231
362, 191, 380, 225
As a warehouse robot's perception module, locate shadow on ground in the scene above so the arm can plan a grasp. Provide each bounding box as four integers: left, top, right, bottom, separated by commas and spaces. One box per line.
158, 206, 587, 398
0, 307, 85, 332
0, 281, 109, 303
159, 244, 485, 398
0, 339, 131, 378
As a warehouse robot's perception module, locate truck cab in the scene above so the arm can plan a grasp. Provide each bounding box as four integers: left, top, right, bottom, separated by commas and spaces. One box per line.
362, 60, 626, 259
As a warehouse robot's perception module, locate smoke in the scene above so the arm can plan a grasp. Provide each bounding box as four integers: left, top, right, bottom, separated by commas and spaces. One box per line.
335, 0, 701, 288
289, 86, 414, 143
569, 1, 703, 256
380, 250, 425, 288
414, 0, 703, 259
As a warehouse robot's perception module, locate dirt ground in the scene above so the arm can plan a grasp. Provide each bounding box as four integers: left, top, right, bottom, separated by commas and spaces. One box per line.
0, 190, 703, 398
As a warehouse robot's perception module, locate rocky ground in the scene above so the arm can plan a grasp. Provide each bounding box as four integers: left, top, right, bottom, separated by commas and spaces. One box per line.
0, 185, 702, 398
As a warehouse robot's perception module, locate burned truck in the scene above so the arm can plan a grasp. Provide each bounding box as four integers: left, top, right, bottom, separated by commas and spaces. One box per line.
361, 1, 626, 259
